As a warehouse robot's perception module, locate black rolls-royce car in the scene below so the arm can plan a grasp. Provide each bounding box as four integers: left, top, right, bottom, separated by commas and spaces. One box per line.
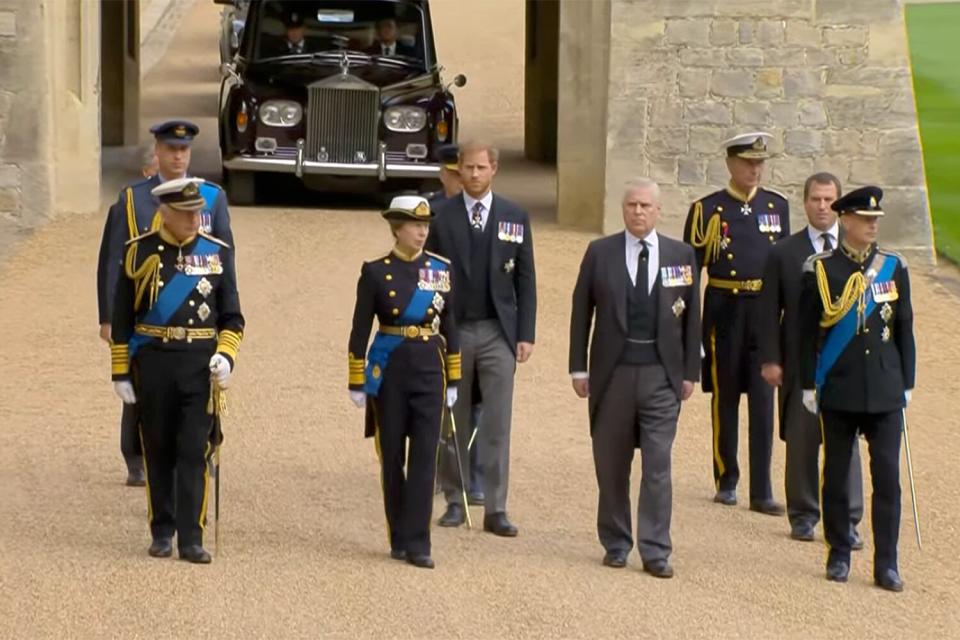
216, 0, 466, 204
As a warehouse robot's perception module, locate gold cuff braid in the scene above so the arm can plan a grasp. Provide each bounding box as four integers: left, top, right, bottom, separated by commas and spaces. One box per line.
348, 352, 365, 386
111, 343, 130, 376
217, 329, 243, 361
446, 352, 462, 382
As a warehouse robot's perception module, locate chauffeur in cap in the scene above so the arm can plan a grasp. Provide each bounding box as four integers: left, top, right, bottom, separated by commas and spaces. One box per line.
435, 144, 463, 200
110, 177, 244, 564
347, 196, 461, 569
683, 132, 789, 514
798, 186, 915, 592
96, 120, 234, 486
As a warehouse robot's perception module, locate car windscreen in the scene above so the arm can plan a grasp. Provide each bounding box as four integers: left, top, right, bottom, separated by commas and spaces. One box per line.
253, 0, 426, 65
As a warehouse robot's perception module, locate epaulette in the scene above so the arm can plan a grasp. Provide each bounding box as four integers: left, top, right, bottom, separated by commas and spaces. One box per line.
761, 186, 790, 201
802, 250, 831, 273
364, 252, 392, 265
198, 231, 231, 249
125, 230, 159, 246
879, 248, 908, 269
425, 250, 451, 264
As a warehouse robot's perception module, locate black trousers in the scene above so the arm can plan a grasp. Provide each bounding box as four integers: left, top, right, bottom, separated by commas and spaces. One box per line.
134, 348, 213, 549
821, 409, 902, 574
119, 402, 142, 468
706, 293, 773, 501
373, 341, 444, 557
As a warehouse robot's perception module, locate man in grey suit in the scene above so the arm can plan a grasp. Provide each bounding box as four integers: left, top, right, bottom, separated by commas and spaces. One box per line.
759, 172, 864, 546
569, 178, 700, 578
426, 141, 537, 536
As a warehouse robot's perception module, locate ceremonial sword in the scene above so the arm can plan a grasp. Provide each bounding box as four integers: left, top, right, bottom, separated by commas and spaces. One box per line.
901, 409, 921, 550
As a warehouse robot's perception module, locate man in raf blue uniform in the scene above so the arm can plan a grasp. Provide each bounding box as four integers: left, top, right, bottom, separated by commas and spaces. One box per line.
111, 178, 244, 564
96, 120, 234, 486
683, 132, 789, 514
799, 186, 915, 592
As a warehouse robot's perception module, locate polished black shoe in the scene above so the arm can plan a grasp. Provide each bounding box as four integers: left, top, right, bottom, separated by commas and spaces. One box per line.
749, 500, 786, 516
602, 551, 628, 568
406, 554, 435, 569
790, 523, 815, 541
483, 513, 518, 537
390, 549, 407, 561
826, 560, 850, 583
147, 538, 173, 558
467, 491, 485, 507
713, 490, 737, 506
642, 559, 674, 579
875, 569, 904, 592
179, 545, 212, 564
125, 464, 146, 487
438, 504, 466, 527
850, 530, 864, 551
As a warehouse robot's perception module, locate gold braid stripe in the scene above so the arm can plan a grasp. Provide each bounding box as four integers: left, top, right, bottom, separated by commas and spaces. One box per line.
124, 244, 161, 312
207, 383, 227, 417
446, 352, 462, 381
816, 259, 866, 329
111, 343, 130, 376
217, 329, 243, 361
688, 201, 722, 266
124, 188, 137, 239
348, 353, 365, 386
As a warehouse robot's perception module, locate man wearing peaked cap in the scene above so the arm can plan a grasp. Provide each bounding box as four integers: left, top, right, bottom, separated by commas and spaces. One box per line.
96, 122, 234, 487
111, 176, 243, 564
683, 131, 789, 515
798, 185, 915, 592
433, 144, 463, 200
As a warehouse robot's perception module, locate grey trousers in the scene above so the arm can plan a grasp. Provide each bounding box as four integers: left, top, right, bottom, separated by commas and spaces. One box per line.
782, 385, 864, 530
440, 319, 515, 514
592, 363, 679, 563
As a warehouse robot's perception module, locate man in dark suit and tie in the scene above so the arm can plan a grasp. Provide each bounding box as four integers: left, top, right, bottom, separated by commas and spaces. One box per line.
760, 173, 864, 545
569, 179, 700, 578
426, 141, 537, 536
366, 17, 418, 58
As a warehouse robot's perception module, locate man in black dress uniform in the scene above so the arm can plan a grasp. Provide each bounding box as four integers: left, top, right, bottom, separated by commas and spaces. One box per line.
683, 132, 789, 514
799, 186, 914, 592
111, 178, 244, 564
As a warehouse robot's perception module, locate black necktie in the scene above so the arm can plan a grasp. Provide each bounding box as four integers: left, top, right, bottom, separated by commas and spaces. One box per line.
636, 240, 649, 294
822, 233, 834, 251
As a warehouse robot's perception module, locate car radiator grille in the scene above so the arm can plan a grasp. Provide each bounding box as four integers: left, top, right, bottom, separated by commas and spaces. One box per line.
305, 78, 380, 164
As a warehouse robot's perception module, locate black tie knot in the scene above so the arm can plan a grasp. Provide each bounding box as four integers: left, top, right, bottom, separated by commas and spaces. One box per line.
822, 233, 834, 251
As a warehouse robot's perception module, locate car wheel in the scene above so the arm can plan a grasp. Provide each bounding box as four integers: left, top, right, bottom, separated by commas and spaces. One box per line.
224, 168, 256, 206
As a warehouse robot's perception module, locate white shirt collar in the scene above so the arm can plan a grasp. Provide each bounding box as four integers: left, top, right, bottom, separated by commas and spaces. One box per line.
807, 221, 839, 249
625, 228, 658, 249
463, 190, 493, 213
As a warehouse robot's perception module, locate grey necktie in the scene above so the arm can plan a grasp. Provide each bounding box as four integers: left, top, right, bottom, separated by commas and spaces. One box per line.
471, 202, 484, 231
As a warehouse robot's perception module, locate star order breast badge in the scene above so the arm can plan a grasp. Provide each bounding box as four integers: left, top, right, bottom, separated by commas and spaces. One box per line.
432, 292, 445, 313
672, 297, 686, 317
880, 302, 893, 323
197, 302, 211, 321
196, 277, 213, 298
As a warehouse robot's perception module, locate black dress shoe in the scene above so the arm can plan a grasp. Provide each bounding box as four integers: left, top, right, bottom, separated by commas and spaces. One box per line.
483, 513, 518, 537
642, 559, 674, 579
713, 490, 737, 506
390, 549, 407, 561
850, 530, 864, 551
875, 569, 904, 592
749, 500, 786, 516
826, 560, 850, 582
148, 538, 173, 558
790, 523, 815, 541
467, 492, 485, 507
179, 545, 212, 564
125, 468, 146, 487
602, 551, 628, 568
406, 554, 435, 569
438, 504, 466, 527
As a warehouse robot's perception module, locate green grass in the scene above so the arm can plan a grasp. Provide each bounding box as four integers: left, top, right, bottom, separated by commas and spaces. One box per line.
906, 3, 960, 263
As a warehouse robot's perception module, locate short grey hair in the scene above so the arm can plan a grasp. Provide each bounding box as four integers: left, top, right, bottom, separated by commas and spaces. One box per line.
141, 144, 157, 168
623, 177, 661, 202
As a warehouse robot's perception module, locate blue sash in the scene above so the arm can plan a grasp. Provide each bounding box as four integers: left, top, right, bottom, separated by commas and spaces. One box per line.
363, 279, 441, 397
128, 237, 220, 359
815, 256, 896, 390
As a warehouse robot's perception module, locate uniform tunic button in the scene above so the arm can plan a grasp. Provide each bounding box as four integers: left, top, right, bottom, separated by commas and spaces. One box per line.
865, 349, 871, 355
386, 274, 393, 281
727, 253, 734, 260
422, 336, 429, 342
158, 281, 165, 287
864, 328, 870, 333
732, 288, 739, 295
384, 258, 391, 265
427, 308, 435, 315
392, 308, 399, 316
425, 260, 432, 267
730, 270, 737, 276
389, 291, 396, 298
189, 300, 195, 307
158, 245, 164, 251
768, 235, 775, 242
188, 319, 194, 326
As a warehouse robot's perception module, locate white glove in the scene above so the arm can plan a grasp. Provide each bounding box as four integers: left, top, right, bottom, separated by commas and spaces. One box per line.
209, 354, 233, 388
350, 391, 366, 408
446, 387, 458, 408
114, 381, 137, 404
904, 390, 912, 406
802, 389, 818, 415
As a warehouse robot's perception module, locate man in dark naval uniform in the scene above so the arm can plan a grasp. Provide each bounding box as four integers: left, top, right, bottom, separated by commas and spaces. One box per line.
799, 186, 915, 592
96, 120, 234, 486
111, 177, 244, 564
683, 132, 789, 514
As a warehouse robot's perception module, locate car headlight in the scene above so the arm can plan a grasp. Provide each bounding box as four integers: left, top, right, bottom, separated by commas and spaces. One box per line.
259, 100, 302, 127
384, 106, 427, 133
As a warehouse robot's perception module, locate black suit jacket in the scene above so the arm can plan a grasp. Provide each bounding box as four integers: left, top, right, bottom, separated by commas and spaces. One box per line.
569, 232, 701, 432
425, 193, 537, 353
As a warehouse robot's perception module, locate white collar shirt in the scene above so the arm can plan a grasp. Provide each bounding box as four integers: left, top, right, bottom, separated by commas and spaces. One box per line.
807, 221, 839, 253
463, 191, 494, 231
625, 228, 659, 293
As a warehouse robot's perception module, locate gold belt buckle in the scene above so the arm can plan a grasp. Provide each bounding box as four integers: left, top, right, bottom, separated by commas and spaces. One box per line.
404, 326, 420, 339
167, 327, 187, 341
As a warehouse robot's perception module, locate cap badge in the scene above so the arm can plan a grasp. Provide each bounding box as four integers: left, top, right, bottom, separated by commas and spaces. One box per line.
414, 202, 429, 217
174, 125, 187, 137
752, 137, 765, 150
869, 196, 878, 208
183, 183, 199, 197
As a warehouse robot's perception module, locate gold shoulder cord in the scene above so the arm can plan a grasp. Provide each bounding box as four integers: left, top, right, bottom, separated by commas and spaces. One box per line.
124, 243, 161, 312
816, 260, 866, 330
688, 201, 722, 266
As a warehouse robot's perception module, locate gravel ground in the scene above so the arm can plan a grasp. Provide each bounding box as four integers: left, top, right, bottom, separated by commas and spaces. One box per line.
0, 1, 957, 638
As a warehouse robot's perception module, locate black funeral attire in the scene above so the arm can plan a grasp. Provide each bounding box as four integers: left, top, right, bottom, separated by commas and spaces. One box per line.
111, 187, 243, 559
347, 202, 460, 565
798, 187, 915, 591
684, 182, 789, 506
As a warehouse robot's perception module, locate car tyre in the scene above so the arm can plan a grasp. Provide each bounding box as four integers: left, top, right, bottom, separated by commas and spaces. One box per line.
224, 168, 256, 206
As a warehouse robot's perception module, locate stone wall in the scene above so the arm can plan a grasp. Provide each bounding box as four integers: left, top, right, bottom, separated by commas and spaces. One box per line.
560, 0, 934, 262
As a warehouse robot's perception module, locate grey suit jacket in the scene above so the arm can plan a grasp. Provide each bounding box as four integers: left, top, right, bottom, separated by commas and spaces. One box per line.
569, 231, 701, 432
